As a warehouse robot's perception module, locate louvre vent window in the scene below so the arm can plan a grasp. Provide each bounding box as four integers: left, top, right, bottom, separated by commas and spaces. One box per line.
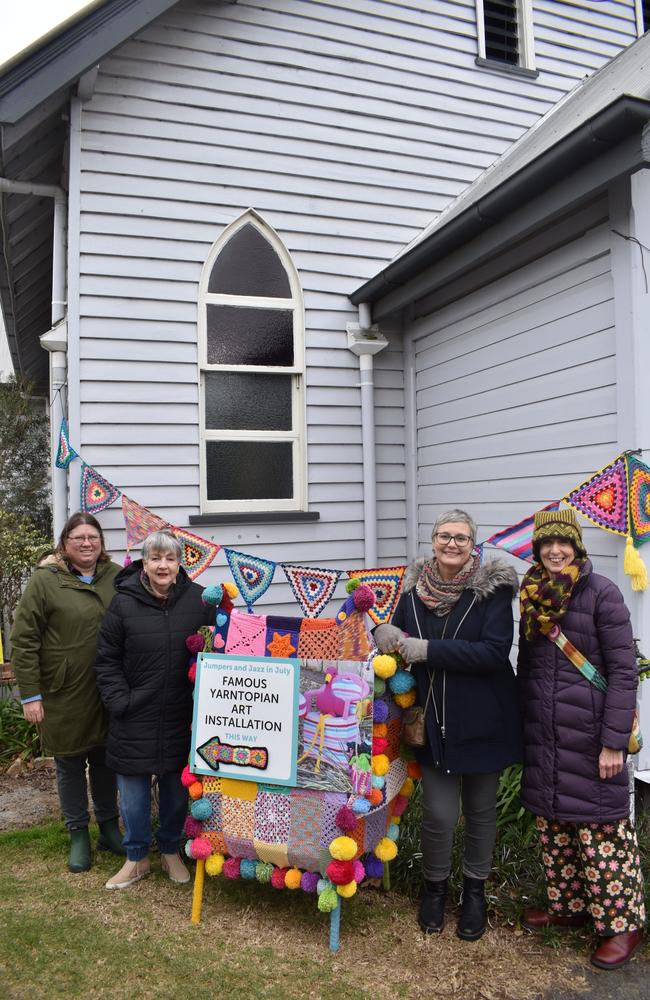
484, 0, 519, 64
644, 0, 650, 33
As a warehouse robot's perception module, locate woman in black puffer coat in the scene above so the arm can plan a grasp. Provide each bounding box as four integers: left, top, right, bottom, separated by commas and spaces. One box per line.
95, 530, 213, 890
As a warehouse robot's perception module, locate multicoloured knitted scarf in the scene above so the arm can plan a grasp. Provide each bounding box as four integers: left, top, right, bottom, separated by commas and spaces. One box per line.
415, 551, 482, 617
519, 559, 585, 642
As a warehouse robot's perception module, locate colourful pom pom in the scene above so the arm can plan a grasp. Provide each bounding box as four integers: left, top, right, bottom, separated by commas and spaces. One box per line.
256, 862, 274, 884
187, 661, 197, 684
186, 633, 204, 654
285, 868, 302, 890
400, 778, 415, 798
181, 765, 197, 788
372, 774, 385, 789
223, 582, 239, 599
407, 760, 422, 779
123, 553, 133, 568
317, 877, 333, 894
391, 814, 401, 825
271, 866, 289, 889
352, 796, 371, 814
389, 669, 415, 693
205, 853, 225, 877
373, 654, 397, 680
372, 722, 388, 737
337, 880, 357, 898
188, 781, 204, 800
387, 823, 400, 842
191, 836, 213, 860
351, 859, 365, 883
374, 837, 398, 862
184, 816, 202, 838
201, 584, 224, 607
364, 855, 384, 879
223, 857, 241, 880
372, 753, 390, 776
329, 836, 357, 862
326, 859, 354, 885
392, 794, 409, 817
394, 689, 416, 708
353, 584, 375, 612
374, 677, 386, 696
301, 871, 320, 893
346, 578, 361, 594
239, 859, 257, 879
372, 699, 389, 723
318, 888, 339, 913
372, 736, 388, 755
184, 840, 194, 858
368, 787, 383, 807
190, 798, 212, 821
335, 805, 357, 833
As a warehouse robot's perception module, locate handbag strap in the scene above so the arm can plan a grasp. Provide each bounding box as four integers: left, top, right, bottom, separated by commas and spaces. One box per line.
547, 625, 608, 693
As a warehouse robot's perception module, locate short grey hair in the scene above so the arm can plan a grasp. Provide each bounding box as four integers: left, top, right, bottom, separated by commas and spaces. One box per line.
142, 530, 182, 561
431, 509, 477, 542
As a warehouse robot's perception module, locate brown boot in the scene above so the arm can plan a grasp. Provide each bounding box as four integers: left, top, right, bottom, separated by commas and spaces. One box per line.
590, 929, 644, 969
104, 858, 150, 890
523, 909, 589, 931
161, 853, 190, 884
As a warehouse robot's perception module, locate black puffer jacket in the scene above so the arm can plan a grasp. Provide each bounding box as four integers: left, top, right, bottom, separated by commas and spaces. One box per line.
95, 561, 213, 775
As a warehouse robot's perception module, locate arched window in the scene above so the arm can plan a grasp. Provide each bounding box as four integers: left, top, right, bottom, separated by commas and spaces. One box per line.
198, 211, 306, 513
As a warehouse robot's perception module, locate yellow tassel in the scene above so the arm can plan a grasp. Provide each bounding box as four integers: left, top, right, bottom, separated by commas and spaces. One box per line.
624, 536, 648, 591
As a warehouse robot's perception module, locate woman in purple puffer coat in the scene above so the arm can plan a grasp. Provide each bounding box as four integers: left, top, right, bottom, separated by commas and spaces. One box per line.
517, 508, 645, 970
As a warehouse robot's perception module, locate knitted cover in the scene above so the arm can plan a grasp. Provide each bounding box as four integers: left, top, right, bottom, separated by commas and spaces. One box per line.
280, 564, 343, 618
172, 527, 221, 581
55, 417, 78, 469
626, 454, 650, 545
80, 462, 121, 514
345, 566, 405, 625
562, 455, 629, 535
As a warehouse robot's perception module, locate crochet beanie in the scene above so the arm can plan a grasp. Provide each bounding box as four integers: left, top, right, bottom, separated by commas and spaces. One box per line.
532, 508, 586, 561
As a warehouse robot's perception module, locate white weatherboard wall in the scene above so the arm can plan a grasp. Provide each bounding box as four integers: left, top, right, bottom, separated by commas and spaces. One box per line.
70, 0, 637, 612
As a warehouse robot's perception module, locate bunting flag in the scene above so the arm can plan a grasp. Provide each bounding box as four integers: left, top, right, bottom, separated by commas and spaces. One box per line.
80, 462, 121, 514
55, 417, 78, 469
280, 563, 342, 618
562, 455, 629, 535
122, 496, 169, 555
626, 454, 650, 546
173, 527, 221, 581
224, 549, 276, 611
484, 502, 559, 562
345, 566, 405, 626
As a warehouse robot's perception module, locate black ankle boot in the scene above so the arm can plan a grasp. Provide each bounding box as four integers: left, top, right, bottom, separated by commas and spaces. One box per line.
457, 876, 487, 940
418, 878, 448, 933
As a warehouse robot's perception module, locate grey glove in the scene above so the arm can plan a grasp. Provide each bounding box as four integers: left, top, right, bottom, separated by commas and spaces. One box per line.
398, 637, 428, 664
374, 623, 406, 653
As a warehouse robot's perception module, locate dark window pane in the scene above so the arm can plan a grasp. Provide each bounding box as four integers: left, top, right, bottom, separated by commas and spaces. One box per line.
205, 372, 292, 431
644, 0, 650, 32
207, 305, 294, 366
206, 440, 293, 500
484, 0, 518, 64
208, 223, 291, 297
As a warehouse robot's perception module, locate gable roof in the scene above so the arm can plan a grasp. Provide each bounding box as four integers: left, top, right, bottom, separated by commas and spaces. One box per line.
352, 29, 650, 308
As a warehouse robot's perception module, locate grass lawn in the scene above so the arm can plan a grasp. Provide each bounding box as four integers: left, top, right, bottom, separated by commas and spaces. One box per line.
2, 821, 643, 1000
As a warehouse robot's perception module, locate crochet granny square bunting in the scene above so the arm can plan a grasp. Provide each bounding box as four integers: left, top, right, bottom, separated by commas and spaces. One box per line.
626, 454, 650, 546
280, 563, 342, 618
55, 417, 78, 469
562, 455, 629, 535
172, 527, 221, 580
484, 502, 559, 562
122, 495, 169, 553
224, 548, 276, 610
80, 462, 121, 514
345, 566, 405, 626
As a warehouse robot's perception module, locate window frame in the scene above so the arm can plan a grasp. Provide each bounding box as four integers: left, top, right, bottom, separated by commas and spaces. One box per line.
476, 0, 536, 72
198, 210, 307, 515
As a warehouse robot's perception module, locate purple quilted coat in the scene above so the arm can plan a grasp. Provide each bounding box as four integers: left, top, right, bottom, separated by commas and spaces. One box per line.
517, 559, 637, 823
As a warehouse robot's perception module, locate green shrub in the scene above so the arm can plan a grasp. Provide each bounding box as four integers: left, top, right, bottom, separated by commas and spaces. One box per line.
0, 696, 41, 768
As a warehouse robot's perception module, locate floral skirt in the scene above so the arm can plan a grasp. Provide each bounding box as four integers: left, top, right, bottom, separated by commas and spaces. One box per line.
536, 816, 646, 935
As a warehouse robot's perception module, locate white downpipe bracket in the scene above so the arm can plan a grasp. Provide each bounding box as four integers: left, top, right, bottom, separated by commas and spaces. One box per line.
347, 314, 388, 568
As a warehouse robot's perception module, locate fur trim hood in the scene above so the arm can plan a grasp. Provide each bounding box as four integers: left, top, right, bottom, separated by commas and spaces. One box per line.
402, 557, 518, 601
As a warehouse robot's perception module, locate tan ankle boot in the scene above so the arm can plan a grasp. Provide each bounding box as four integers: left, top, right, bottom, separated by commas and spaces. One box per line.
161, 853, 190, 884
105, 858, 150, 890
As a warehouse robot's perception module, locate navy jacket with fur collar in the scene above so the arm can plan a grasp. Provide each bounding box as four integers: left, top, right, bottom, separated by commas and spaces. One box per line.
392, 558, 522, 774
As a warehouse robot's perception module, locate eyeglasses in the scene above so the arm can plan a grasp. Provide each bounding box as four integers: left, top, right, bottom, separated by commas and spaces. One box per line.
67, 534, 101, 544
434, 532, 472, 547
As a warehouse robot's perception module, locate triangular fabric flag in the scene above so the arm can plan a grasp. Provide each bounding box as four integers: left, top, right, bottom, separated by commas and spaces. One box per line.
172, 527, 221, 581
280, 563, 342, 618
80, 462, 121, 514
122, 496, 169, 554
484, 502, 559, 562
562, 455, 629, 535
224, 548, 276, 611
345, 566, 405, 626
55, 417, 78, 469
626, 454, 650, 546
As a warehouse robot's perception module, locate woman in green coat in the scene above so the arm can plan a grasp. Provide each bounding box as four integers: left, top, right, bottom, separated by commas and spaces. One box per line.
11, 512, 125, 872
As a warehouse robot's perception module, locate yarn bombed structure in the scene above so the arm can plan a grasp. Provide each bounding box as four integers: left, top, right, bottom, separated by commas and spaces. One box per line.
183, 579, 418, 949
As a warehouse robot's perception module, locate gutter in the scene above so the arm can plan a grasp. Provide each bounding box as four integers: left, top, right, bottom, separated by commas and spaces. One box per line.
351, 95, 650, 306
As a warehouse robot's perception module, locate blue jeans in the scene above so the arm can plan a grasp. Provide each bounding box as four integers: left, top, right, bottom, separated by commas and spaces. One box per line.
116, 772, 188, 861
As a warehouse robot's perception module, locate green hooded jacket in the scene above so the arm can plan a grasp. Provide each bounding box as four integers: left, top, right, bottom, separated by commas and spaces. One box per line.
11, 558, 120, 756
